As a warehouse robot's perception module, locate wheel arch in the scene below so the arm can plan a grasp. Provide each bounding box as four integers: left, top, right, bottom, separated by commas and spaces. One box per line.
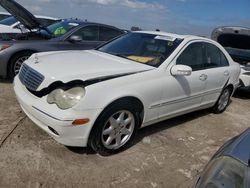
98, 96, 144, 126
87, 96, 145, 145
225, 84, 234, 95
7, 49, 38, 76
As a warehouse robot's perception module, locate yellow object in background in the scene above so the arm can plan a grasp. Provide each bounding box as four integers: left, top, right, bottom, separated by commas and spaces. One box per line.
127, 56, 155, 63
54, 27, 67, 36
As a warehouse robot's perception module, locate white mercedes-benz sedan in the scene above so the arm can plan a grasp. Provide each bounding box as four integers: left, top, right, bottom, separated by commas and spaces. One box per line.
14, 31, 241, 155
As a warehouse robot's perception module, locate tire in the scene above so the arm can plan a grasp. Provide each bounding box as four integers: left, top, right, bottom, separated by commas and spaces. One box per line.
8, 51, 33, 79
88, 101, 140, 156
212, 87, 232, 114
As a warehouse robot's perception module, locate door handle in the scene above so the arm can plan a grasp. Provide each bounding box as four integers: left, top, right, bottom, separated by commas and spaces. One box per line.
199, 74, 207, 81
224, 70, 230, 76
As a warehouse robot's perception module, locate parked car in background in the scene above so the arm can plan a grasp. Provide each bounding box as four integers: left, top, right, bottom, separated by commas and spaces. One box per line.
0, 19, 125, 79
0, 15, 59, 38
0, 11, 10, 20
14, 31, 240, 155
212, 26, 250, 89
0, 0, 59, 41
0, 0, 125, 79
194, 128, 250, 188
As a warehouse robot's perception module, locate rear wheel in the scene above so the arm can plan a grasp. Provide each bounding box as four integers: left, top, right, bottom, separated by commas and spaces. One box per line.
212, 87, 232, 114
8, 51, 33, 79
88, 101, 139, 156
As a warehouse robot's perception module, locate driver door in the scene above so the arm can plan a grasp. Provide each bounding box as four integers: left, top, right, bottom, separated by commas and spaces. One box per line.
158, 42, 207, 119
54, 25, 103, 51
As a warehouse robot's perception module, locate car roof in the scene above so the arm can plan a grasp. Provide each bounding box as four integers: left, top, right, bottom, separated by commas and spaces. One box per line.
33, 15, 59, 20
134, 30, 200, 40
216, 128, 250, 166
58, 18, 122, 29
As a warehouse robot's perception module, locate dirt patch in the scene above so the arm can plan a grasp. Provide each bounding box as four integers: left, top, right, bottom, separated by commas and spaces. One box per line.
0, 81, 249, 188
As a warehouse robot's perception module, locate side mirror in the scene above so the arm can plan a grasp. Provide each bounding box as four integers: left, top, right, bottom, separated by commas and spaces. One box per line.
68, 35, 83, 43
171, 64, 192, 76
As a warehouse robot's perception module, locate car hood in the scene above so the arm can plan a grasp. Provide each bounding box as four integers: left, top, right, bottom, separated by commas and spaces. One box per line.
211, 128, 250, 166
25, 50, 154, 89
0, 0, 42, 30
211, 26, 250, 50
211, 26, 250, 64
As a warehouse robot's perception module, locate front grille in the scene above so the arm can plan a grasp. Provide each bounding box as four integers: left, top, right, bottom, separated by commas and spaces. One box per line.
19, 64, 44, 91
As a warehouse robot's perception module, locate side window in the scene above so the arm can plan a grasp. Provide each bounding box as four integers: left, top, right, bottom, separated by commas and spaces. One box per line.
99, 26, 123, 41
220, 52, 230, 67
73, 26, 99, 41
176, 42, 204, 71
205, 43, 229, 68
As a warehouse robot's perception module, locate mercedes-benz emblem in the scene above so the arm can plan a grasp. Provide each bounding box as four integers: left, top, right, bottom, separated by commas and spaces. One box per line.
34, 54, 39, 64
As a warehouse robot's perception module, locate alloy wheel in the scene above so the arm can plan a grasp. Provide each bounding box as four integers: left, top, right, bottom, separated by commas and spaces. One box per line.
218, 89, 230, 111
101, 110, 135, 150
13, 56, 30, 75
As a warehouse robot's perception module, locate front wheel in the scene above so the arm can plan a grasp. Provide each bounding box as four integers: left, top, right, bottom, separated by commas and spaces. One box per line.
88, 102, 139, 156
212, 87, 232, 114
8, 52, 33, 79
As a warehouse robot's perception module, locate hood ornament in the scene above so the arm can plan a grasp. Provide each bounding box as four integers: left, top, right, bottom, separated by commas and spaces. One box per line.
34, 54, 39, 64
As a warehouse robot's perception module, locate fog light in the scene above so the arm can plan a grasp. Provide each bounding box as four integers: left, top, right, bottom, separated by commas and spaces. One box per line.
72, 118, 90, 126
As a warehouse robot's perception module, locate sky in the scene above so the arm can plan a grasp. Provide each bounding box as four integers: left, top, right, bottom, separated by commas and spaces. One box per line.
0, 0, 249, 36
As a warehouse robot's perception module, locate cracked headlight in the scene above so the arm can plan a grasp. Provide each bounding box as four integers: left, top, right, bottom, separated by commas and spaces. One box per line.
47, 87, 85, 110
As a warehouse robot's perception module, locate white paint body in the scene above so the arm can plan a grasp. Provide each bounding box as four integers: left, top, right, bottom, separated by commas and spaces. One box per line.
14, 31, 241, 147
239, 66, 250, 87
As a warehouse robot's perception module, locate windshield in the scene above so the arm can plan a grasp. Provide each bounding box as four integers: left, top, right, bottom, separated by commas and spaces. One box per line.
196, 156, 248, 188
47, 20, 80, 37
0, 16, 17, 26
98, 32, 182, 67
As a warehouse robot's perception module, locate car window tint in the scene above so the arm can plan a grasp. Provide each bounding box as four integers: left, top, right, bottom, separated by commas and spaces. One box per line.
0, 16, 17, 26
220, 52, 230, 66
37, 18, 57, 27
73, 26, 99, 41
47, 21, 80, 37
98, 33, 182, 67
99, 26, 123, 41
205, 43, 229, 68
176, 42, 204, 71
0, 15, 9, 21
196, 156, 247, 188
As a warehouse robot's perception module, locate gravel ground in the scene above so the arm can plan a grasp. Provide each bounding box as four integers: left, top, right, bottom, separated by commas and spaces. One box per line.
0, 80, 249, 188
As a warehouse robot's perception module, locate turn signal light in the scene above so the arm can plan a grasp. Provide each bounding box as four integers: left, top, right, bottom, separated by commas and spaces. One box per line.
72, 118, 90, 126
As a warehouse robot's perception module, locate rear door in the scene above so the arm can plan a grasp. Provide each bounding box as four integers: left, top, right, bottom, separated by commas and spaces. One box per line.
201, 42, 230, 105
